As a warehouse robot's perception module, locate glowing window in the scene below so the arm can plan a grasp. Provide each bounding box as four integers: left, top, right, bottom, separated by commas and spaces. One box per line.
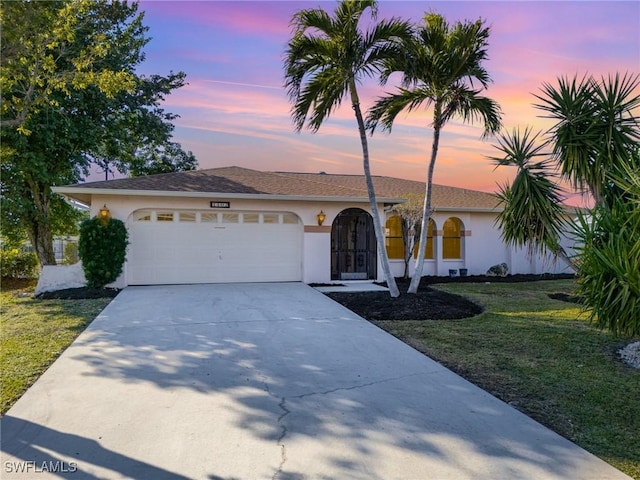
443, 217, 463, 259
385, 216, 404, 259
413, 219, 435, 259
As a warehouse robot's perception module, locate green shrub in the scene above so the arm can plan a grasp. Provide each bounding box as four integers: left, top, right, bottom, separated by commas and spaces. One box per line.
64, 241, 79, 265
575, 195, 640, 337
0, 248, 39, 279
78, 217, 129, 288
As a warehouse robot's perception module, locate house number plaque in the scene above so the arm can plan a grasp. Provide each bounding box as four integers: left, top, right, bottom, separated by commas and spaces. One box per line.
210, 201, 230, 208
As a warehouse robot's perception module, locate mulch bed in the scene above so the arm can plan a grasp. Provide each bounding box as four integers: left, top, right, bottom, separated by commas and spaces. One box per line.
328, 287, 482, 321
328, 274, 576, 321
36, 287, 121, 300
547, 292, 583, 304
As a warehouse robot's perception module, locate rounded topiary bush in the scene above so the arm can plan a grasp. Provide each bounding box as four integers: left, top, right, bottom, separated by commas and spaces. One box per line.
78, 217, 129, 288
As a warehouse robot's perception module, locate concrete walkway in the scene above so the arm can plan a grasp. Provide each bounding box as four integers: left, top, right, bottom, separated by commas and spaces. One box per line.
1, 283, 631, 479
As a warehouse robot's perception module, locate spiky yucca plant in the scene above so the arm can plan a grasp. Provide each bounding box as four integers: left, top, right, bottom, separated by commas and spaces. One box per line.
574, 162, 640, 336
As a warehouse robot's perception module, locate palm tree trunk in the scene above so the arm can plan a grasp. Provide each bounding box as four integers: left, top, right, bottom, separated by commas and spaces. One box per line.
554, 245, 578, 273
349, 80, 400, 297
408, 114, 442, 294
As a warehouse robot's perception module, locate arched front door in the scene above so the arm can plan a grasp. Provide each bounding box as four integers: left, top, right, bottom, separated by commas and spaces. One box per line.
331, 208, 377, 280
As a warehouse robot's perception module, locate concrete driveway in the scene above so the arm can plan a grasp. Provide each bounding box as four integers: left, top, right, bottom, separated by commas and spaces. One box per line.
1, 283, 630, 480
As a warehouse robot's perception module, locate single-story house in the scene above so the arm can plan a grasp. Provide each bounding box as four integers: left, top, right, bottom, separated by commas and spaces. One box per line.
53, 166, 574, 288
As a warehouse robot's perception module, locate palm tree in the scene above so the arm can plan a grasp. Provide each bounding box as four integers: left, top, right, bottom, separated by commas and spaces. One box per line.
489, 127, 576, 271
492, 74, 640, 335
284, 0, 412, 298
367, 13, 502, 293
491, 73, 640, 272
533, 73, 640, 207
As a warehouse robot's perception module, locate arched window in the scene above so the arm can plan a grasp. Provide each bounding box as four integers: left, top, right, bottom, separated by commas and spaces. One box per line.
443, 217, 463, 259
413, 219, 435, 259
385, 216, 404, 259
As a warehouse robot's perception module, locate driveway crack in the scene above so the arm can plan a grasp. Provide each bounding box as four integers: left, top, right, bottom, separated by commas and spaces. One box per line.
294, 372, 426, 399
273, 396, 290, 480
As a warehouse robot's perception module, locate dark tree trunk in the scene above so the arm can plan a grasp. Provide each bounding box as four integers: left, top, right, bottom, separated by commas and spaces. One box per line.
25, 177, 57, 265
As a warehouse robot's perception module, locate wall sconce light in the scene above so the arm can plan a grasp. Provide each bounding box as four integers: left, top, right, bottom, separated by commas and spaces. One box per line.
99, 204, 111, 223
316, 210, 326, 226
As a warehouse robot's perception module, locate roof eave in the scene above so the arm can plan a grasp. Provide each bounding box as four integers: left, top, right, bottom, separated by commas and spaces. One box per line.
432, 206, 502, 213
51, 186, 404, 205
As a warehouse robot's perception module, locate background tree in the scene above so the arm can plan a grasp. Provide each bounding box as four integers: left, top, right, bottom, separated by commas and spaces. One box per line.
493, 73, 640, 335
128, 142, 197, 177
284, 0, 412, 297
0, 1, 194, 266
367, 12, 502, 294
0, 0, 135, 132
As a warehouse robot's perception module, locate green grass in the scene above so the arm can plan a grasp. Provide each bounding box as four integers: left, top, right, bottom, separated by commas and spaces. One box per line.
372, 279, 640, 479
0, 279, 112, 415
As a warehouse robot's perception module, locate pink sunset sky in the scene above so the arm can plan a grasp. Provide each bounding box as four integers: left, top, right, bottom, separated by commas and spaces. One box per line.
131, 1, 640, 206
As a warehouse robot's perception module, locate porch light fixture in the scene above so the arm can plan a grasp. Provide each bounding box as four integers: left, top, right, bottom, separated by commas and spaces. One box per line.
316, 210, 326, 226
99, 204, 111, 224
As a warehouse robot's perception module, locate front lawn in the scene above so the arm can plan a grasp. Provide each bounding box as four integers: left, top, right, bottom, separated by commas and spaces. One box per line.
0, 279, 112, 415
334, 279, 640, 479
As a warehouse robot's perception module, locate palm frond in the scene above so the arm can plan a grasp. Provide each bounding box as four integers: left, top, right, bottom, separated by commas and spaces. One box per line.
284, 0, 412, 133
488, 127, 549, 169
532, 73, 640, 201
491, 127, 567, 258
440, 85, 502, 136
366, 87, 433, 133
369, 12, 501, 136
494, 165, 568, 258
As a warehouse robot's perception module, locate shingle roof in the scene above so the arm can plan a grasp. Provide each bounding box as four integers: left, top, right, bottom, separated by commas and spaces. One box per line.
58, 166, 501, 211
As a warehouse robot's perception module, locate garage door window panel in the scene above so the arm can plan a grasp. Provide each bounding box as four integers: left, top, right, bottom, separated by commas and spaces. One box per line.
243, 213, 259, 223
262, 213, 279, 224
157, 212, 174, 222
201, 212, 218, 223
223, 213, 239, 223
134, 211, 152, 222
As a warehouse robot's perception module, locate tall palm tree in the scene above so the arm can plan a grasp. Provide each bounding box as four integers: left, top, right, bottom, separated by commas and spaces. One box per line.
367, 13, 502, 293
284, 0, 412, 297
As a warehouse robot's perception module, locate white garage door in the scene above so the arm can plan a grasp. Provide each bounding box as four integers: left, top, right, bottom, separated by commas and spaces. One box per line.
127, 209, 303, 285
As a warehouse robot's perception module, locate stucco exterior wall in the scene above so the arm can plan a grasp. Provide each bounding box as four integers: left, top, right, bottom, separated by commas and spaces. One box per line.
90, 194, 390, 286
388, 210, 574, 279
86, 194, 574, 287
